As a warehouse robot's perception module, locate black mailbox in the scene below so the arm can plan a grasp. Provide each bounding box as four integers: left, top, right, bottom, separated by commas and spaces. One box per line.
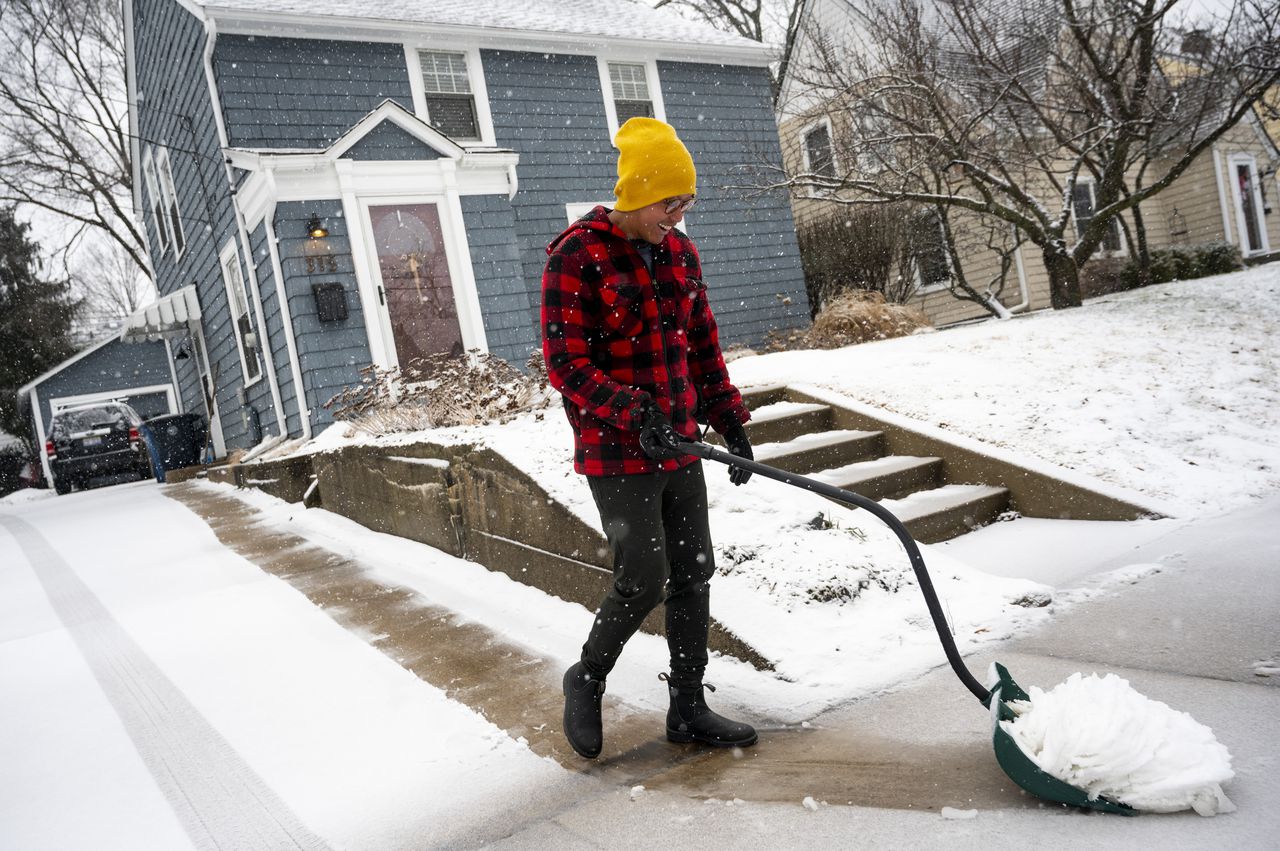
312, 282, 348, 322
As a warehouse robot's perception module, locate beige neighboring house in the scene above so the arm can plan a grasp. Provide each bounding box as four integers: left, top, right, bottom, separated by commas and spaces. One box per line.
777, 0, 1280, 327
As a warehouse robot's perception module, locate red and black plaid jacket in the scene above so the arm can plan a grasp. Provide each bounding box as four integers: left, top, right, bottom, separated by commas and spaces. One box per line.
541, 206, 750, 476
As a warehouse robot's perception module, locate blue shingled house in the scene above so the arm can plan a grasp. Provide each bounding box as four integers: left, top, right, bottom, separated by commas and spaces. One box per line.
122, 0, 809, 456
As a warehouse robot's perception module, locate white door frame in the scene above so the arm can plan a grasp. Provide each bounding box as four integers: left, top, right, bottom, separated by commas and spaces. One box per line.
348, 190, 488, 370
1227, 153, 1270, 256
192, 325, 227, 459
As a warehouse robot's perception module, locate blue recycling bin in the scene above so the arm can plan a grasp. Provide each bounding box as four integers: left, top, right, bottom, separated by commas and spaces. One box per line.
144, 414, 207, 481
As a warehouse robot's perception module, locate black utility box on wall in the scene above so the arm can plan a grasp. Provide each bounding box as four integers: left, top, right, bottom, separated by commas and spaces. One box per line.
312, 282, 348, 322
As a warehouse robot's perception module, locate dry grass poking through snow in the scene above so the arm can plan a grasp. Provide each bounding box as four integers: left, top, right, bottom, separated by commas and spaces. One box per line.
766, 290, 932, 352
325, 350, 553, 434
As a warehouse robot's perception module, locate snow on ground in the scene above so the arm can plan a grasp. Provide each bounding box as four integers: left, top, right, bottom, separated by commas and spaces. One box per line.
235, 263, 1280, 711
0, 483, 568, 851
729, 264, 1280, 517
225, 470, 1049, 721
4, 269, 1276, 846
252, 266, 1280, 716
0, 488, 53, 506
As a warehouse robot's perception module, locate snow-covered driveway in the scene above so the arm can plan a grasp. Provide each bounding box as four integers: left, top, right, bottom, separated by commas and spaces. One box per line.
0, 482, 567, 851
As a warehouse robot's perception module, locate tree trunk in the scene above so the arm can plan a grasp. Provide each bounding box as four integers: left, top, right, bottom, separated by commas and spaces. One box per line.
1042, 246, 1083, 309
1131, 203, 1151, 289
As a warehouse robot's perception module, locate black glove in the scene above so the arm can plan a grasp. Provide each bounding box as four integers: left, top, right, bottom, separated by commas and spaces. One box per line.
724, 424, 753, 486
638, 400, 684, 460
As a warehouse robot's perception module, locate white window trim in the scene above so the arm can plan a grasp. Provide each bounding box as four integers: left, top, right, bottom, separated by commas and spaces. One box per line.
1071, 179, 1126, 256
598, 57, 667, 144
1227, 152, 1271, 256
799, 117, 838, 199
218, 239, 262, 387
141, 148, 170, 255
911, 209, 953, 295
851, 110, 894, 175
563, 200, 689, 234
156, 147, 186, 258
404, 44, 496, 146
565, 201, 610, 222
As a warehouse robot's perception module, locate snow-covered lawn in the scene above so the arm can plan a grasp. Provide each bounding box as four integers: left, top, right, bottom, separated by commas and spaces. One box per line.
729, 263, 1280, 517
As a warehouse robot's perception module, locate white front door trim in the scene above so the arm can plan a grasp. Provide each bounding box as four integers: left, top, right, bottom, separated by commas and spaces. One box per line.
1227, 152, 1270, 256
345, 177, 489, 371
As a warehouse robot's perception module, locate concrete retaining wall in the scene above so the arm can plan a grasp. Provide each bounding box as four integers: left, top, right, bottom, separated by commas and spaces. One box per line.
225, 442, 771, 669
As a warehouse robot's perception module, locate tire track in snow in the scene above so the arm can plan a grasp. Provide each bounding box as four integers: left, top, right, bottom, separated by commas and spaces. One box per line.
0, 513, 332, 851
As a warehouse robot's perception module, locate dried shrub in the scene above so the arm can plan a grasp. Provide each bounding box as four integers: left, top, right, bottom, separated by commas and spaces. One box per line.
763, 290, 931, 352
796, 205, 919, 316
325, 350, 553, 435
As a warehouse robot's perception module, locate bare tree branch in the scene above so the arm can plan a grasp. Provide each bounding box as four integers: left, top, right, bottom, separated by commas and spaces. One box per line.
770, 0, 1280, 309
0, 0, 150, 298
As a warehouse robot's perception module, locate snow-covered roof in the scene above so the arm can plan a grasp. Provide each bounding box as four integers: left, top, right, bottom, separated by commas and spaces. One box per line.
193, 0, 768, 61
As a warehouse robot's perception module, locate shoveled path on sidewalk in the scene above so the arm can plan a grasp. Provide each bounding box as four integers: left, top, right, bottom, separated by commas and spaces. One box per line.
167, 481, 1037, 815
489, 497, 1280, 850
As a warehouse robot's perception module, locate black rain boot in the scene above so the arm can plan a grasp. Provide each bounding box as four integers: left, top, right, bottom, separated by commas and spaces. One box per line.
562, 662, 606, 759
661, 673, 758, 748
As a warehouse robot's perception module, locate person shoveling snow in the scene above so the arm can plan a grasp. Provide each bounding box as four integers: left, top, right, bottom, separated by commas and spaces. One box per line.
1001, 671, 1235, 816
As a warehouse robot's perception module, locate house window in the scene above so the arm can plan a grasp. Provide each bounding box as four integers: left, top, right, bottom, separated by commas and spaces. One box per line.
156, 148, 185, 255
418, 50, 479, 140
852, 111, 895, 174
608, 63, 654, 123
911, 208, 952, 290
802, 120, 837, 179
598, 58, 665, 141
1072, 180, 1122, 252
219, 240, 261, 384
141, 150, 169, 254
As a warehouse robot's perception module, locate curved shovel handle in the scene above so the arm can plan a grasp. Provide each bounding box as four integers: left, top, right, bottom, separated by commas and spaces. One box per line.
678, 438, 991, 703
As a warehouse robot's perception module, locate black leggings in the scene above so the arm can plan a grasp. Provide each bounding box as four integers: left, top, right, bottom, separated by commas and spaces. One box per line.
580, 462, 716, 688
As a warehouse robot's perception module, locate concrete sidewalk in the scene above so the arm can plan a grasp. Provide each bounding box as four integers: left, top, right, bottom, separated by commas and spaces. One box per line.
168, 483, 1280, 849
483, 497, 1280, 849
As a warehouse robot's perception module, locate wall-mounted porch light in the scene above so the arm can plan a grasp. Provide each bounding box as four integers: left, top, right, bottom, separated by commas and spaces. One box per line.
306, 213, 329, 239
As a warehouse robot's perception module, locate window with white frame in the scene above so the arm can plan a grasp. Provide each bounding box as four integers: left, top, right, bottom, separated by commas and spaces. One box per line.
417, 50, 480, 140
608, 62, 654, 123
564, 201, 611, 223
565, 200, 688, 233
599, 58, 665, 141
852, 110, 896, 174
141, 149, 170, 254
219, 240, 261, 384
156, 148, 185, 255
1071, 180, 1122, 252
910, 208, 952, 290
801, 120, 837, 179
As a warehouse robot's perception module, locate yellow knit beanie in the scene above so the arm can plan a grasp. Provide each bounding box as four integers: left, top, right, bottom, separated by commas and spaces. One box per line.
612, 117, 697, 212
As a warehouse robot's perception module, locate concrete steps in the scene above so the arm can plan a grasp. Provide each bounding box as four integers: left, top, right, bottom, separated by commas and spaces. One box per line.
733, 389, 1010, 543
882, 484, 1010, 544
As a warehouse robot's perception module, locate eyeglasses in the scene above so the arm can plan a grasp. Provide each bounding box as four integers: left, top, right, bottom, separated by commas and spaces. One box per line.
663, 196, 697, 215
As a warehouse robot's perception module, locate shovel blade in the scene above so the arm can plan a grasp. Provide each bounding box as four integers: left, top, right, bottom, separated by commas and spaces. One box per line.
987, 662, 1136, 816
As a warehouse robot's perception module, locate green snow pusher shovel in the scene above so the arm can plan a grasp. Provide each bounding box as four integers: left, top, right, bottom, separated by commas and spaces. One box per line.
675, 437, 1135, 815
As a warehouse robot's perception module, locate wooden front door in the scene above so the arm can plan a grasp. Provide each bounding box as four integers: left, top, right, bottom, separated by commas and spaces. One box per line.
368, 203, 464, 368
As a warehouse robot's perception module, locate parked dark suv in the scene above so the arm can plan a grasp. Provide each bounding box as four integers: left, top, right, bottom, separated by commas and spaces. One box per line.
46, 402, 153, 495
